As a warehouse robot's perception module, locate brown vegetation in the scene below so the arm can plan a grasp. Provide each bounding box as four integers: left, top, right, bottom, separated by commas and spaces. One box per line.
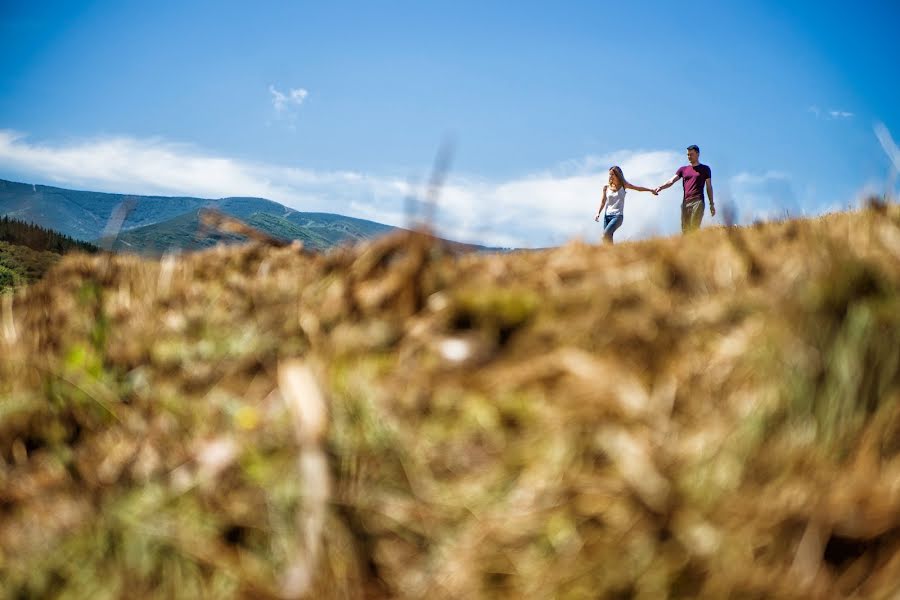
2, 204, 900, 598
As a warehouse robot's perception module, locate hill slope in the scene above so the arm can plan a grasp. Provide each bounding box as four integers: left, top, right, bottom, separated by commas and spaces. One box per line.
0, 178, 401, 251
0, 178, 207, 240
107, 210, 250, 253
108, 207, 496, 256
109, 208, 402, 254
2, 205, 900, 598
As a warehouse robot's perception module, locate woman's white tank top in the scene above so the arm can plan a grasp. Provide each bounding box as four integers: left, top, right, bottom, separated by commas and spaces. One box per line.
606, 186, 626, 215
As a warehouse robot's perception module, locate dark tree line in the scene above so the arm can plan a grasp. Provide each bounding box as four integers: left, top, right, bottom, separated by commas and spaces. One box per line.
0, 216, 99, 254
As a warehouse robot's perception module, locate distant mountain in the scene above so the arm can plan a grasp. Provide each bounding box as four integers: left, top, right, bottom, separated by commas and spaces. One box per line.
282, 211, 397, 244
107, 210, 243, 254
0, 178, 503, 255
110, 209, 491, 256
109, 208, 393, 254
0, 179, 208, 240
0, 178, 403, 254
247, 213, 357, 251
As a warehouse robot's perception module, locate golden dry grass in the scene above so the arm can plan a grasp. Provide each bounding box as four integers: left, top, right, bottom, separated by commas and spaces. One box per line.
2, 203, 900, 599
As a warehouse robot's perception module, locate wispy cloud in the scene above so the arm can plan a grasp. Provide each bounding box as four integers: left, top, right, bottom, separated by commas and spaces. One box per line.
268, 85, 308, 128
875, 122, 900, 200
875, 122, 900, 171
269, 85, 308, 112
808, 105, 854, 120
0, 130, 813, 247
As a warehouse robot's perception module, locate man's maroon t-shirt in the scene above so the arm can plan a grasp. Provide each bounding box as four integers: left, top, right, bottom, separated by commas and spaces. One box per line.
676, 164, 712, 203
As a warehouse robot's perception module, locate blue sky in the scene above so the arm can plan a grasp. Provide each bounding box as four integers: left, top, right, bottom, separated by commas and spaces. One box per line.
1, 0, 898, 246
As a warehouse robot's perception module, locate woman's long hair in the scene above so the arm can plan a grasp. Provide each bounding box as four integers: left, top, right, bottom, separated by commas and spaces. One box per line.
608, 165, 627, 190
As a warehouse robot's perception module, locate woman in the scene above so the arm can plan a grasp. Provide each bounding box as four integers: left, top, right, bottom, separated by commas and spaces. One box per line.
594, 165, 657, 243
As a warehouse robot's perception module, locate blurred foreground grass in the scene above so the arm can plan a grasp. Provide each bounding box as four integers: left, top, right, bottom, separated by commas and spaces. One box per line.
2, 204, 900, 599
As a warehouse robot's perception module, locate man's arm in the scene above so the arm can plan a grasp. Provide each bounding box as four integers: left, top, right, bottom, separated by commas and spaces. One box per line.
706, 179, 715, 216
654, 173, 681, 194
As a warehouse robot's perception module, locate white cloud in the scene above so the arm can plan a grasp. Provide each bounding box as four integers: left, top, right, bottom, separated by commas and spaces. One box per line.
0, 130, 821, 248
408, 150, 684, 246
725, 170, 801, 223
0, 129, 352, 208
730, 170, 789, 185
829, 110, 854, 119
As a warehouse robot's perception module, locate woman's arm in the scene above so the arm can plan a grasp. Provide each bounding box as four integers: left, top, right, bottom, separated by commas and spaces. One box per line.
624, 182, 658, 194
595, 186, 608, 221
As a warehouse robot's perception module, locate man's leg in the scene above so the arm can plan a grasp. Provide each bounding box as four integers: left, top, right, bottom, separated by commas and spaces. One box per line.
691, 200, 705, 231
681, 199, 704, 234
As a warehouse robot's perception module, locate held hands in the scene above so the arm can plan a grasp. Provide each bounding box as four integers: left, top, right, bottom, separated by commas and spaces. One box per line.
653, 187, 661, 195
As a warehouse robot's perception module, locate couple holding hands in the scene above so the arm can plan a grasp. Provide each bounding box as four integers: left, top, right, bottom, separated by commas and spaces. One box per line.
594, 144, 715, 243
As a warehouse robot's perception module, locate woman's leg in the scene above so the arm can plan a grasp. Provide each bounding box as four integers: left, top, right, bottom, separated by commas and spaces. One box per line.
603, 213, 623, 243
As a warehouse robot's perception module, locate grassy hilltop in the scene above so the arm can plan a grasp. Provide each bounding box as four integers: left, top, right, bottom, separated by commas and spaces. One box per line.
1, 204, 900, 598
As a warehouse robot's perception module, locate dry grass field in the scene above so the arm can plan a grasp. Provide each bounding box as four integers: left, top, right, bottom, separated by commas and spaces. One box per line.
2, 202, 900, 599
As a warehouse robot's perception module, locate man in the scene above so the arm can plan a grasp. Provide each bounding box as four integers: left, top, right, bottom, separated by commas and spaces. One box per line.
655, 145, 715, 233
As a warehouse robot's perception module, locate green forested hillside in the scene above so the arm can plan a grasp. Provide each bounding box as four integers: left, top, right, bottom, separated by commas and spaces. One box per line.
0, 217, 100, 291
107, 209, 355, 254
0, 216, 99, 254
283, 210, 397, 243
0, 241, 63, 290
244, 213, 337, 251
107, 210, 247, 254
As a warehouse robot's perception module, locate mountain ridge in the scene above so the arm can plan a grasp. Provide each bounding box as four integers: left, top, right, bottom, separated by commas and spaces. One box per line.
0, 177, 482, 254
